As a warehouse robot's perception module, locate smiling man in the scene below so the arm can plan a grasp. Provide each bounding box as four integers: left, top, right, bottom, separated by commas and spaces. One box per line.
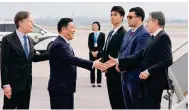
47, 18, 108, 109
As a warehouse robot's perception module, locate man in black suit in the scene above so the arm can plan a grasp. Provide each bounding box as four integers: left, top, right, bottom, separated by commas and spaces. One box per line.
88, 21, 105, 87
1, 11, 49, 109
48, 18, 108, 109
106, 11, 173, 109
102, 6, 126, 109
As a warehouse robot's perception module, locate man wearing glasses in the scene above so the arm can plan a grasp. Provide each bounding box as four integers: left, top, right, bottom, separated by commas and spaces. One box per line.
115, 7, 152, 109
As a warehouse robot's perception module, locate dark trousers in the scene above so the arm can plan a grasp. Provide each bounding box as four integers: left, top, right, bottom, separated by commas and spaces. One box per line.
143, 86, 163, 109
121, 74, 145, 109
106, 75, 125, 109
3, 85, 31, 109
49, 91, 74, 109
89, 54, 102, 84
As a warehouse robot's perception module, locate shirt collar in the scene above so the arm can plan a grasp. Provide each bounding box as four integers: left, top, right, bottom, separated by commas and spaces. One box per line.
59, 34, 69, 44
131, 24, 143, 32
113, 24, 122, 33
152, 28, 163, 37
16, 29, 26, 39
94, 31, 100, 35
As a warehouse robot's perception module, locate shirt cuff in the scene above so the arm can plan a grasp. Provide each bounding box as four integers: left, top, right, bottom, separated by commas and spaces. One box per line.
145, 69, 150, 75
92, 62, 94, 69
116, 58, 119, 65
3, 84, 10, 88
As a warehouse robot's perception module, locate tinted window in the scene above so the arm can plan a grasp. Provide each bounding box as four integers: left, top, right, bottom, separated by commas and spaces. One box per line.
0, 24, 5, 32
5, 24, 16, 32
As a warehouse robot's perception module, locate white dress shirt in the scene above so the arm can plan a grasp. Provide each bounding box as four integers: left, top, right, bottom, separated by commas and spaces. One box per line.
112, 24, 123, 36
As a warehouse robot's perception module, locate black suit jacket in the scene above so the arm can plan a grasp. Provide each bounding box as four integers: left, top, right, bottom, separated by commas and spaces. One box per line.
48, 36, 93, 93
88, 32, 105, 58
103, 26, 126, 78
1, 31, 49, 91
119, 30, 173, 90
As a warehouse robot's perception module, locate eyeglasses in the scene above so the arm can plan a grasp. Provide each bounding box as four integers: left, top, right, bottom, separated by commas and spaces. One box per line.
127, 16, 138, 20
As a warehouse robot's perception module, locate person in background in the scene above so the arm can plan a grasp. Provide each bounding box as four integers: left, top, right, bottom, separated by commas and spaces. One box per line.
88, 21, 105, 87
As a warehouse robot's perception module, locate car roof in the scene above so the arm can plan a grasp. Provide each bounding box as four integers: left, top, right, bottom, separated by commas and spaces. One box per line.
0, 21, 14, 24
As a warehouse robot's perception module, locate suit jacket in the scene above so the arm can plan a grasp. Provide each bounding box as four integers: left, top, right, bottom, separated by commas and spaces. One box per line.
1, 31, 49, 91
102, 26, 126, 79
48, 36, 93, 93
88, 32, 105, 58
118, 30, 173, 90
118, 25, 152, 82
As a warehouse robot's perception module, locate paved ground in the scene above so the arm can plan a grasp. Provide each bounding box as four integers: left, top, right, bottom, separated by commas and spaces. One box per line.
0, 28, 187, 109
0, 56, 179, 109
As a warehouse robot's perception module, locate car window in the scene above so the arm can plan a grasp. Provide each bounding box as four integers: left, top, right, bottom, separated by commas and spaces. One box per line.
32, 25, 43, 34
5, 24, 16, 32
0, 24, 5, 32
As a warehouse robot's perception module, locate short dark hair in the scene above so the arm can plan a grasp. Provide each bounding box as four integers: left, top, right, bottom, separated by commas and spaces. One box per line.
57, 18, 73, 33
129, 7, 145, 21
14, 11, 30, 28
92, 21, 101, 31
150, 11, 165, 27
111, 6, 125, 17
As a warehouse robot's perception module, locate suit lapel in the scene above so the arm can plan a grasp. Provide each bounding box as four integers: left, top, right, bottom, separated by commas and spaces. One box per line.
13, 31, 27, 58
143, 30, 164, 55
121, 25, 144, 51
58, 36, 75, 56
28, 37, 33, 61
106, 26, 123, 51
97, 32, 101, 42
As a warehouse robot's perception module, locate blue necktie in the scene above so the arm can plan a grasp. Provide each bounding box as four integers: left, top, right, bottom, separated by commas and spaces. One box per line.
23, 35, 29, 59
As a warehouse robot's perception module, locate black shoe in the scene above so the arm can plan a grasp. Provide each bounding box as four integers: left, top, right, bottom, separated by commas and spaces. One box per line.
97, 85, 102, 87
92, 85, 96, 87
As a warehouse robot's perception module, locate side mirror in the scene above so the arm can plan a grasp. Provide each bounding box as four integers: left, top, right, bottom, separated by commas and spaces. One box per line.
41, 30, 45, 35
33, 36, 39, 43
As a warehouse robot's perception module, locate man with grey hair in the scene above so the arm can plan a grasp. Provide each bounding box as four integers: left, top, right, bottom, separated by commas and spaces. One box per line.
106, 11, 173, 109
1, 11, 49, 109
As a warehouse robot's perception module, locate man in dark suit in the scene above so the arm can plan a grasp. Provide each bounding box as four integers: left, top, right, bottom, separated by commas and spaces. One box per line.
106, 11, 173, 109
88, 21, 105, 87
48, 18, 107, 109
117, 7, 152, 109
1, 11, 49, 109
102, 6, 126, 109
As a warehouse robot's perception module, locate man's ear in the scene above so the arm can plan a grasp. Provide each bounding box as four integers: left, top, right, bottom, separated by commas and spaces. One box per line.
154, 19, 159, 25
61, 27, 66, 32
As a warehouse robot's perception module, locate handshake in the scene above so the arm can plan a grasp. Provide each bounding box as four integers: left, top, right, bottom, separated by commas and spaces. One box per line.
94, 55, 150, 80
93, 55, 119, 72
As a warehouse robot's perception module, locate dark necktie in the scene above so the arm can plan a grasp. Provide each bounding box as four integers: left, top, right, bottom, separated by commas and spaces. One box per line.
143, 35, 155, 55
105, 30, 114, 51
151, 35, 155, 39
23, 35, 29, 59
129, 31, 135, 40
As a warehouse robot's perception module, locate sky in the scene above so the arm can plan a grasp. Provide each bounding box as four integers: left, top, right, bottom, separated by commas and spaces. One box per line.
0, 2, 188, 19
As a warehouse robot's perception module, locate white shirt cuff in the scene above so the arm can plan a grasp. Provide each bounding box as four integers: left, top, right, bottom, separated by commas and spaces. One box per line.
3, 84, 10, 88
145, 69, 150, 75
116, 58, 119, 65
92, 62, 94, 69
